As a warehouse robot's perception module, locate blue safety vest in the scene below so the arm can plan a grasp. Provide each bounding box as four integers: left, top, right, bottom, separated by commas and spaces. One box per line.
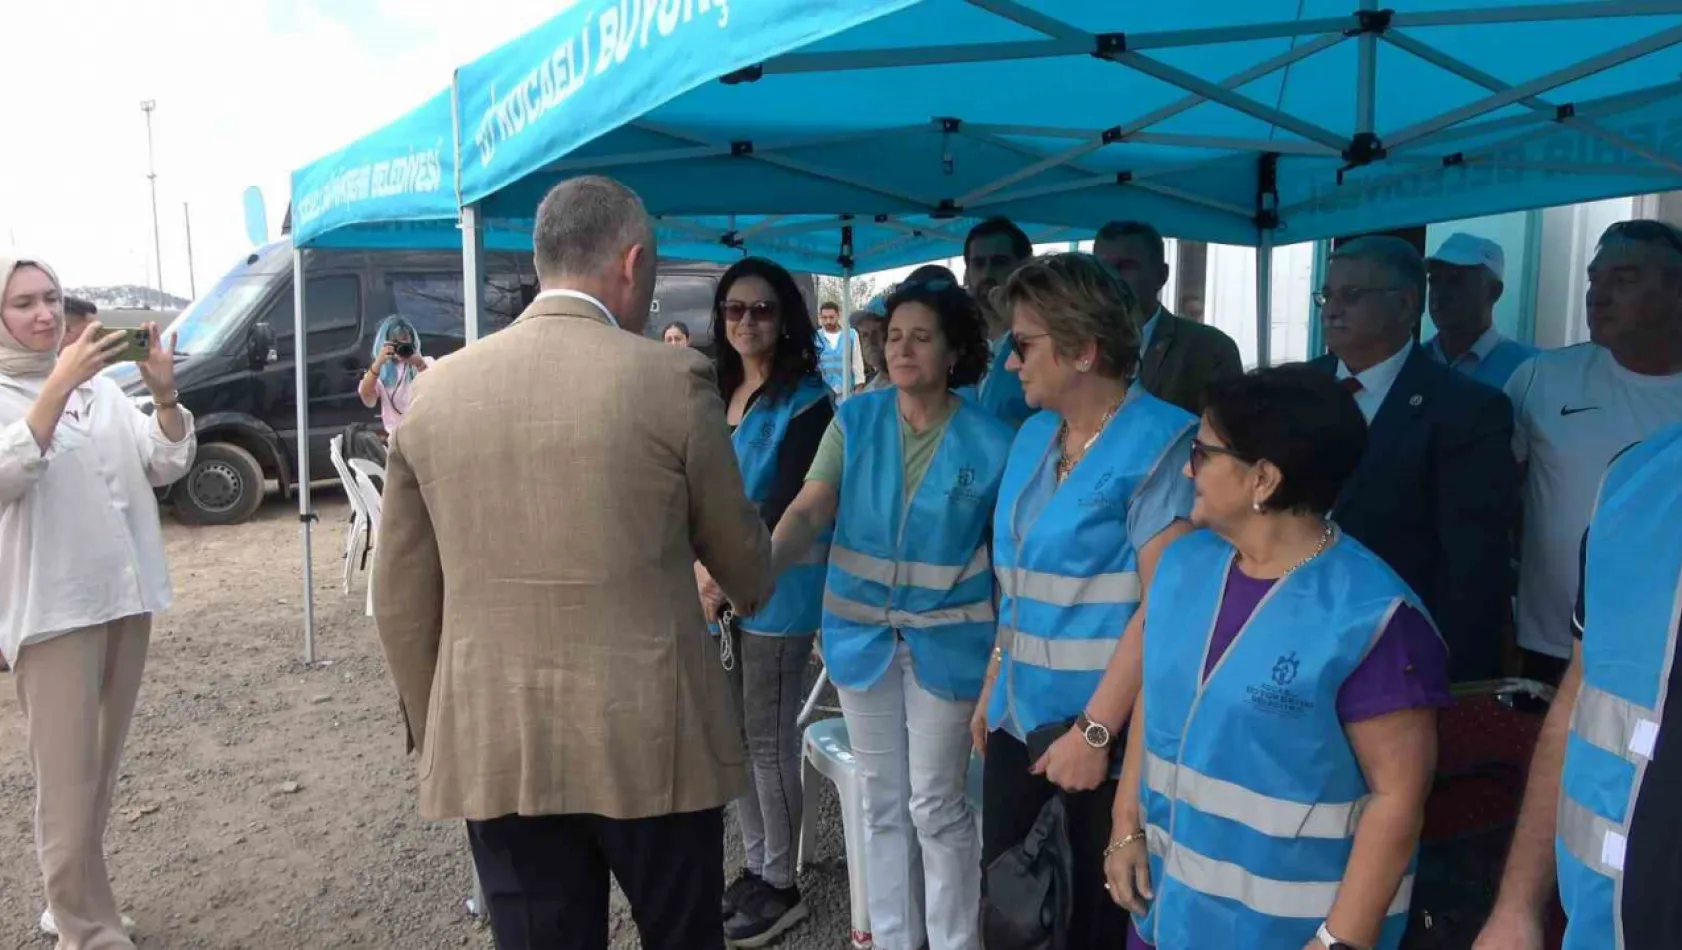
1136, 529, 1428, 949
733, 373, 832, 636
986, 390, 1194, 735
816, 330, 854, 394
1557, 422, 1682, 950
976, 336, 1035, 429
821, 389, 1015, 701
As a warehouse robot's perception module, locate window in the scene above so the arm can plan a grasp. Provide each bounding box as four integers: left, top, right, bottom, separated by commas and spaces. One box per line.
382, 272, 528, 341
266, 275, 362, 360
650, 275, 717, 349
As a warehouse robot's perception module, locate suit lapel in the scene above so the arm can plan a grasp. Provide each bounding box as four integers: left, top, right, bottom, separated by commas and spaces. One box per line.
1336, 345, 1431, 511
1139, 310, 1176, 390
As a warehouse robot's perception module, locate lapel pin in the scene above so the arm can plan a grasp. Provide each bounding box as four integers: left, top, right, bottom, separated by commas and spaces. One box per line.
1409, 394, 1423, 407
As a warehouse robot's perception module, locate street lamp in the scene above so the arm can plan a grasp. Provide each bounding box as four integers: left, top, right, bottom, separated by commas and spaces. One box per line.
140, 100, 164, 310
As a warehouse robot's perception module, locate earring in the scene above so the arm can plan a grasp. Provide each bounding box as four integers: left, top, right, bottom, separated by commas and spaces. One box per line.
1251, 500, 1264, 513
1077, 360, 1092, 372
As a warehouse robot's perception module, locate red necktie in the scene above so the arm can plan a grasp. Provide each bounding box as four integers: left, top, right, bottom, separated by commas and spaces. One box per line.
1340, 376, 1365, 395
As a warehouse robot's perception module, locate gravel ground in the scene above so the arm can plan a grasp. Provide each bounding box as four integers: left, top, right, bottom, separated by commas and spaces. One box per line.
0, 493, 860, 949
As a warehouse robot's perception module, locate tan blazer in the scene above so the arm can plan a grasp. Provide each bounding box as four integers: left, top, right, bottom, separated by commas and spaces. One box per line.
372, 294, 772, 822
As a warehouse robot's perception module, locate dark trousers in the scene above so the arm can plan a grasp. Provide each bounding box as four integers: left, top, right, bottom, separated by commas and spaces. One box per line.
1520, 648, 1570, 687
981, 729, 1128, 949
466, 808, 725, 950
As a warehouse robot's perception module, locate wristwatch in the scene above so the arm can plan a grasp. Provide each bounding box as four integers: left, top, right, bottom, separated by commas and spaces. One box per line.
1076, 711, 1112, 749
1316, 922, 1360, 950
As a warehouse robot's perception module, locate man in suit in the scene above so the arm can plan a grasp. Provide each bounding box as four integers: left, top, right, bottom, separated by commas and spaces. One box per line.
373, 175, 774, 950
964, 216, 1037, 427
1094, 220, 1242, 414
1311, 235, 1518, 682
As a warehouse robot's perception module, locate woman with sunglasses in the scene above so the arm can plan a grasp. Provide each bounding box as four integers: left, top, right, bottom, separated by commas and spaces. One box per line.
697, 257, 832, 948
1108, 367, 1449, 950
979, 253, 1197, 946
767, 276, 1007, 950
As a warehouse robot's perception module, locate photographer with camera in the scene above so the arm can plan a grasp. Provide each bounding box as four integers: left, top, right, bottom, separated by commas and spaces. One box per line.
359, 315, 432, 436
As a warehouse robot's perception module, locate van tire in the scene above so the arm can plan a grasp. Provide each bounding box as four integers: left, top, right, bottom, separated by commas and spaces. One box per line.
172, 442, 266, 526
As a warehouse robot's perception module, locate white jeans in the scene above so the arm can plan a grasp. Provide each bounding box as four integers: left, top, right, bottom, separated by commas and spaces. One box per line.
837, 641, 980, 950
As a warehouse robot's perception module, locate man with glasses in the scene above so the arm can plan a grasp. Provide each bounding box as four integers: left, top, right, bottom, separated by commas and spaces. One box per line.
1425, 233, 1538, 389
1094, 220, 1241, 413
1310, 235, 1518, 682
1501, 219, 1682, 687
963, 217, 1036, 428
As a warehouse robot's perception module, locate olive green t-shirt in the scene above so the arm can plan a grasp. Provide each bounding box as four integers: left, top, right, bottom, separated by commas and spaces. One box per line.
805, 398, 956, 499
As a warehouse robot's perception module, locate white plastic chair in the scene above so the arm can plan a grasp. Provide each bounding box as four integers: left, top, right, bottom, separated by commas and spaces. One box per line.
346, 458, 385, 617
328, 436, 372, 594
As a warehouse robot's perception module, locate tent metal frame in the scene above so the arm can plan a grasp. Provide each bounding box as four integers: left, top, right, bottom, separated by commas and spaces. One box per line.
294, 0, 1682, 662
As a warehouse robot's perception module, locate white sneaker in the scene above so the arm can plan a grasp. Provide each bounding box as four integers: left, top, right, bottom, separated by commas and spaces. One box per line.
39, 909, 136, 936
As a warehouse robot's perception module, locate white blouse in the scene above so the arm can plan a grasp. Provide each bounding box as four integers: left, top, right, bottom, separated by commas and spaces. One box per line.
0, 373, 197, 662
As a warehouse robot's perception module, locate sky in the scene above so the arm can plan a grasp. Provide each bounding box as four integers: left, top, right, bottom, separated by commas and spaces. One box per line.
0, 0, 567, 297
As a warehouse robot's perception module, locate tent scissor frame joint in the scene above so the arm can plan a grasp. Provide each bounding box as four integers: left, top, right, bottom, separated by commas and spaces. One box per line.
731, 140, 754, 157
1348, 8, 1395, 35
932, 199, 963, 219
722, 64, 763, 85
1094, 33, 1127, 57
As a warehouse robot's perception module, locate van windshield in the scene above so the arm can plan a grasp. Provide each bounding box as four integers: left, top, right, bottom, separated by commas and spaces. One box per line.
164, 274, 274, 356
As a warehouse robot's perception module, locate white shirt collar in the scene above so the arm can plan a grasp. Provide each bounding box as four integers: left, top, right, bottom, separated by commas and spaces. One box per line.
1336, 341, 1414, 420
1430, 324, 1502, 367
1141, 306, 1165, 347
532, 289, 620, 329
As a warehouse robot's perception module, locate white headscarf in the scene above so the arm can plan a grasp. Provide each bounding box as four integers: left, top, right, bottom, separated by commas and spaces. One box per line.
0, 254, 64, 379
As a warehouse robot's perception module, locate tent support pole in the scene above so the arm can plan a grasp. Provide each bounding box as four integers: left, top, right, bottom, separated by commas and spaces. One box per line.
1357, 0, 1378, 134
1256, 232, 1274, 370
293, 249, 316, 664
462, 202, 486, 343
840, 271, 855, 400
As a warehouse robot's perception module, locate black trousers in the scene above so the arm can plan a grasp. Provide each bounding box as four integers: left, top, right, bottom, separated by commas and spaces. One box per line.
466, 808, 725, 950
981, 729, 1128, 949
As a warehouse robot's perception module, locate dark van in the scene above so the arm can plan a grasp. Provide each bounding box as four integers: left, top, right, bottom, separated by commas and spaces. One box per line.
106, 241, 801, 525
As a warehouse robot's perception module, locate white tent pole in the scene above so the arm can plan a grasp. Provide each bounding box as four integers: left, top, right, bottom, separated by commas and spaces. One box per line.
1255, 231, 1274, 370
840, 271, 855, 399
462, 202, 485, 343
1357, 0, 1378, 135
293, 249, 316, 663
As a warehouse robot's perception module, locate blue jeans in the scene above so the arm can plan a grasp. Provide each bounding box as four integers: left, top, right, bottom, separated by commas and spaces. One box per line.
726, 628, 814, 890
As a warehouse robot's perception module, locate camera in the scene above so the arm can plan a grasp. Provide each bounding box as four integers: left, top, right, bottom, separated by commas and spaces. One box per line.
394, 343, 415, 359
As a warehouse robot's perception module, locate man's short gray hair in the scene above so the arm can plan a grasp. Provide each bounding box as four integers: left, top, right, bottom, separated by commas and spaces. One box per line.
533, 176, 654, 280
1330, 236, 1426, 319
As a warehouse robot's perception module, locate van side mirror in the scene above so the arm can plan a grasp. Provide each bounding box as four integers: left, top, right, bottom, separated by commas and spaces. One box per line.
249, 322, 277, 368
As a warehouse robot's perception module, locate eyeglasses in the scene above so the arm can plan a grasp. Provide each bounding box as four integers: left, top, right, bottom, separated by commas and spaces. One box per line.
1007, 331, 1049, 360
720, 300, 780, 323
1312, 286, 1399, 309
1189, 438, 1253, 476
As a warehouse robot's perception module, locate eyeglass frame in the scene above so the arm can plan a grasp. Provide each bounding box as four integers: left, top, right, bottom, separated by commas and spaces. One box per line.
718, 299, 781, 323
1311, 285, 1403, 310
1189, 437, 1255, 476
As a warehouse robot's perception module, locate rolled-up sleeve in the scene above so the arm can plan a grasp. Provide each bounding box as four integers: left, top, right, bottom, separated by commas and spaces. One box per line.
0, 419, 48, 504
130, 403, 197, 487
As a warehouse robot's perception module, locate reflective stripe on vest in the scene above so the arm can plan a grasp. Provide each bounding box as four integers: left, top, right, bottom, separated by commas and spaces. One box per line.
823, 589, 994, 629
999, 626, 1115, 672
1143, 750, 1367, 840
1571, 683, 1660, 763
830, 543, 988, 591
1559, 794, 1628, 876
995, 566, 1142, 607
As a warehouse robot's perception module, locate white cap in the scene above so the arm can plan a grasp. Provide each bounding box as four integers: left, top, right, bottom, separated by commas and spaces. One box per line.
1427, 232, 1505, 282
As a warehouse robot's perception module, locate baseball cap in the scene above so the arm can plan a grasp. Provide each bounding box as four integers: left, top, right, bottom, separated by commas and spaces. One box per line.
1427, 232, 1505, 282
848, 294, 889, 328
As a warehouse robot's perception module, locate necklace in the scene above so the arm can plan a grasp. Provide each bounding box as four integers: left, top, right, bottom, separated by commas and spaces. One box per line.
1242, 520, 1335, 577
1056, 396, 1124, 482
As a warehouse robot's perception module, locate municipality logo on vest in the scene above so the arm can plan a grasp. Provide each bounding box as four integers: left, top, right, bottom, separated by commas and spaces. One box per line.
948, 464, 986, 505
1271, 652, 1300, 687
1246, 651, 1311, 718
957, 465, 975, 487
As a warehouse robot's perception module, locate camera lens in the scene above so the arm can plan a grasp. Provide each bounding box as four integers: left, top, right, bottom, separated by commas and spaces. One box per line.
395, 343, 415, 359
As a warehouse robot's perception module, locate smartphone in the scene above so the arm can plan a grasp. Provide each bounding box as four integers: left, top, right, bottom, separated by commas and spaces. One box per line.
107, 327, 151, 363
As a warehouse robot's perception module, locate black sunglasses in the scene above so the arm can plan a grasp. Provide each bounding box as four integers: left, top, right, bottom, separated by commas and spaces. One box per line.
1189, 438, 1253, 476
1007, 331, 1049, 360
719, 300, 780, 323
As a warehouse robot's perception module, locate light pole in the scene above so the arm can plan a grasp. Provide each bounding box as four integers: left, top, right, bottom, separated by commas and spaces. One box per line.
183, 202, 197, 299
140, 100, 164, 309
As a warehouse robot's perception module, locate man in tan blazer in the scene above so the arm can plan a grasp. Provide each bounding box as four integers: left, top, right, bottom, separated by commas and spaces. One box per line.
373, 175, 773, 950
1095, 220, 1243, 414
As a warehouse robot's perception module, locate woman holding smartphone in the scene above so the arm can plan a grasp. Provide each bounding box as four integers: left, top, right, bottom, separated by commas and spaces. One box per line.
1, 254, 196, 948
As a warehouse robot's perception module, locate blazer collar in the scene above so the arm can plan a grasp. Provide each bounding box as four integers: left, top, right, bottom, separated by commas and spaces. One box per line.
1139, 307, 1177, 386
516, 289, 619, 327
1334, 343, 1432, 511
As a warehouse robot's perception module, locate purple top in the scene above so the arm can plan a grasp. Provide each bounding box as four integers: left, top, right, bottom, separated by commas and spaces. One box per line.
1126, 563, 1451, 950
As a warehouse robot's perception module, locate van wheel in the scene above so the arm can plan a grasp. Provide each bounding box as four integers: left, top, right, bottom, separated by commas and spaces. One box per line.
172, 442, 266, 526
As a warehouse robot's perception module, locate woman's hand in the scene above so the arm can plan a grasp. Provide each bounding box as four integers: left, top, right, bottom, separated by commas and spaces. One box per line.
1470, 906, 1545, 950
373, 343, 397, 369
970, 681, 993, 756
695, 562, 726, 620
1104, 833, 1153, 915
48, 321, 126, 390
136, 323, 178, 397
1031, 727, 1111, 792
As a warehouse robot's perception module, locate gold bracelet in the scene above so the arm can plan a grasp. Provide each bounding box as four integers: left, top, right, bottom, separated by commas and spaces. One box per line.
1102, 830, 1147, 858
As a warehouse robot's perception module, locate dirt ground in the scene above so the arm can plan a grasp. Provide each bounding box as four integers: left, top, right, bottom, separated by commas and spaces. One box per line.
0, 493, 856, 949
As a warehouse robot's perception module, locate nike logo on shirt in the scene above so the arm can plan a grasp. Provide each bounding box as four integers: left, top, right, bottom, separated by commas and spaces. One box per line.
1559, 406, 1600, 416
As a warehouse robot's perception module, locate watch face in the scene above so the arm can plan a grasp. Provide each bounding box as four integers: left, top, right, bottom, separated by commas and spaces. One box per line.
1084, 722, 1110, 746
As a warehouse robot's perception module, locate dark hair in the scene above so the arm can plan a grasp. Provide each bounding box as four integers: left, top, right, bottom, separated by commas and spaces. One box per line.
662, 320, 690, 338
883, 277, 991, 389
964, 217, 1032, 264
1202, 365, 1368, 515
819, 300, 841, 313
1095, 220, 1166, 267
63, 297, 98, 319
905, 263, 959, 284
712, 257, 819, 402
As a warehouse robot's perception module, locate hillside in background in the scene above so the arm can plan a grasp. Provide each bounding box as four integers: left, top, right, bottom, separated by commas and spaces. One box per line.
66, 285, 191, 311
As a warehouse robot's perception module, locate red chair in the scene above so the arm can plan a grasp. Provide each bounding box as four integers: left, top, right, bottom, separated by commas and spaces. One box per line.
1405, 679, 1566, 949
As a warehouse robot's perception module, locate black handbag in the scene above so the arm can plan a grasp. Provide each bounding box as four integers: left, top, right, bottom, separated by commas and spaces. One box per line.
982, 793, 1075, 950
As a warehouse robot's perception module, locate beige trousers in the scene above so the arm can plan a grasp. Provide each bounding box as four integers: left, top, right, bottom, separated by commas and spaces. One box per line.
14, 615, 151, 950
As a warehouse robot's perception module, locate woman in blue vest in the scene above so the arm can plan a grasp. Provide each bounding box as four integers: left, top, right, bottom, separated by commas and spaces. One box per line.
696, 257, 833, 947
978, 252, 1198, 947
768, 276, 1008, 950
1106, 367, 1451, 950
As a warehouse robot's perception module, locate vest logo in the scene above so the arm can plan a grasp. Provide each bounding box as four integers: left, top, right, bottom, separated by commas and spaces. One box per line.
958, 465, 975, 487
1079, 469, 1123, 508
1271, 652, 1300, 686
947, 463, 987, 505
